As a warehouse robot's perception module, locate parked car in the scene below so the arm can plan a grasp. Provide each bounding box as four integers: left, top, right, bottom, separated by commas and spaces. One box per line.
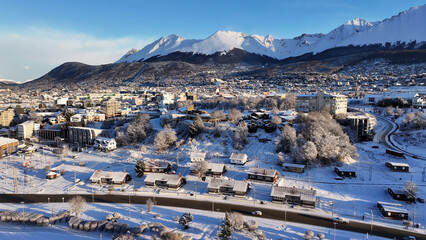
252, 211, 262, 216
333, 217, 349, 224
403, 236, 416, 240
335, 177, 344, 180
417, 197, 425, 203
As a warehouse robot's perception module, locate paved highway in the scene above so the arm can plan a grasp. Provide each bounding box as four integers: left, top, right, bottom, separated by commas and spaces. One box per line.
0, 193, 424, 240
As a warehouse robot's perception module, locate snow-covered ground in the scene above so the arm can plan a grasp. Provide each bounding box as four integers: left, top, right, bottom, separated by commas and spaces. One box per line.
0, 202, 390, 240
1, 111, 425, 237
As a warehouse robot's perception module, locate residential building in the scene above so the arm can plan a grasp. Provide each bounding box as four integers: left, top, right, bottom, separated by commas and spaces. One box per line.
190, 162, 226, 177
247, 168, 279, 183
0, 108, 14, 127
103, 99, 121, 118
334, 167, 357, 178
89, 170, 131, 185
271, 185, 317, 208
190, 152, 206, 162
347, 114, 374, 142
229, 153, 248, 165
282, 163, 305, 173
17, 121, 39, 139
385, 162, 410, 172
0, 137, 19, 157
144, 173, 185, 190
143, 160, 171, 173
93, 137, 117, 151
296, 91, 347, 116
377, 201, 408, 220
207, 178, 249, 197
387, 188, 413, 202
68, 126, 108, 145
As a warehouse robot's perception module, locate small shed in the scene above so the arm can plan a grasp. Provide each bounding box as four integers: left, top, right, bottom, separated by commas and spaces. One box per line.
282, 163, 306, 173
46, 171, 58, 179
334, 167, 356, 178
385, 162, 410, 172
377, 201, 408, 220
230, 153, 248, 165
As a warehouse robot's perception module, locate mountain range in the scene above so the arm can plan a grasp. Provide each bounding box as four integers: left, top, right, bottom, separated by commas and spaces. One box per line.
117, 4, 426, 64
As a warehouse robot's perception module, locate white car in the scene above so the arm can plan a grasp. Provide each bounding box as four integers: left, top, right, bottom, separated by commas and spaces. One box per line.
252, 211, 262, 216
333, 217, 349, 224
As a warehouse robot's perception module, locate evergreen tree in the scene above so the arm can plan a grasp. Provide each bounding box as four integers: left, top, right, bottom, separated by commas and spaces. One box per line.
179, 212, 193, 229
134, 160, 145, 177
218, 212, 233, 239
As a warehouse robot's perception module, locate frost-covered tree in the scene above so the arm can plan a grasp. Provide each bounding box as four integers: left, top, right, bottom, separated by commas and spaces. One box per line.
404, 181, 419, 201
405, 112, 416, 123
146, 198, 154, 212
276, 125, 297, 153
211, 110, 226, 125
227, 212, 244, 230
154, 126, 177, 152
277, 152, 285, 165
189, 114, 204, 137
300, 141, 317, 164
228, 108, 242, 124
233, 121, 248, 150
125, 114, 152, 144
68, 196, 87, 218
193, 161, 208, 178
134, 160, 145, 177
385, 106, 394, 116
304, 230, 314, 240
415, 110, 423, 118
271, 116, 282, 125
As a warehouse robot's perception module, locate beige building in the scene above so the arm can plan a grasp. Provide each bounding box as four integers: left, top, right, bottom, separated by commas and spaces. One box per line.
103, 100, 121, 118
0, 108, 15, 127
17, 120, 39, 139
296, 91, 347, 116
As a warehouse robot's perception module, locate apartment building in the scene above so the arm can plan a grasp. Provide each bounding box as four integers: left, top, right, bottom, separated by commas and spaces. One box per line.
296, 91, 347, 116
103, 99, 121, 118
17, 120, 40, 139
0, 108, 15, 127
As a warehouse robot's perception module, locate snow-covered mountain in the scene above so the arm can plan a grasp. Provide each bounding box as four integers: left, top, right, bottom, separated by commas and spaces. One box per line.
117, 4, 426, 63
0, 79, 20, 85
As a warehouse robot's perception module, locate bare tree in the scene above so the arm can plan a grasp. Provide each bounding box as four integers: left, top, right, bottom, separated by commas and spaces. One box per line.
415, 110, 423, 118
304, 230, 314, 240
300, 141, 317, 164
193, 161, 209, 178
228, 108, 242, 124
68, 196, 87, 218
146, 198, 154, 212
160, 231, 184, 240
154, 126, 177, 152
29, 112, 43, 123
405, 112, 416, 123
404, 181, 419, 201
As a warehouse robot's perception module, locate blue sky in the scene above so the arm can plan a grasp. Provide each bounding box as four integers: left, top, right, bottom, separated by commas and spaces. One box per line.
0, 0, 424, 82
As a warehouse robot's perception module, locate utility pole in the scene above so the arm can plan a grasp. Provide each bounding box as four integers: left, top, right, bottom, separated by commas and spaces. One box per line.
370, 209, 373, 235
333, 222, 337, 240
176, 152, 179, 167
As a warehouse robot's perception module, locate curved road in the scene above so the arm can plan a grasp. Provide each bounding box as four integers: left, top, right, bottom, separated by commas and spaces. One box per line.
0, 193, 424, 240
375, 114, 426, 160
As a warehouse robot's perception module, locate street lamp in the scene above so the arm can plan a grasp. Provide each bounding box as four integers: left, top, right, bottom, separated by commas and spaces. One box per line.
62, 197, 65, 204
333, 222, 337, 240
20, 201, 25, 230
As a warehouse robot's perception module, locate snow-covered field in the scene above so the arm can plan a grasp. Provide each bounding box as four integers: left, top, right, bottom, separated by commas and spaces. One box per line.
0, 111, 425, 238
0, 202, 389, 240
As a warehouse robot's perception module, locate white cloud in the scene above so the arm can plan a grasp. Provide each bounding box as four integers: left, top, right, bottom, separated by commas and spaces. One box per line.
0, 27, 153, 82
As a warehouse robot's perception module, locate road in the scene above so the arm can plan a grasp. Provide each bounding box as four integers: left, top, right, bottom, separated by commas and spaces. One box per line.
375, 114, 426, 160
0, 193, 424, 240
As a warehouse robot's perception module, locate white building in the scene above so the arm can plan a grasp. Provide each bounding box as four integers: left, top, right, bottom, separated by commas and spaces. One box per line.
93, 137, 117, 151
190, 152, 206, 162
229, 153, 248, 165
90, 170, 131, 185
17, 121, 39, 139
296, 91, 347, 116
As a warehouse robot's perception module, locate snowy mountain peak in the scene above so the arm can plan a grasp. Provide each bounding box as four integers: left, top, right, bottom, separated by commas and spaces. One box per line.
345, 18, 373, 27
117, 4, 426, 63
